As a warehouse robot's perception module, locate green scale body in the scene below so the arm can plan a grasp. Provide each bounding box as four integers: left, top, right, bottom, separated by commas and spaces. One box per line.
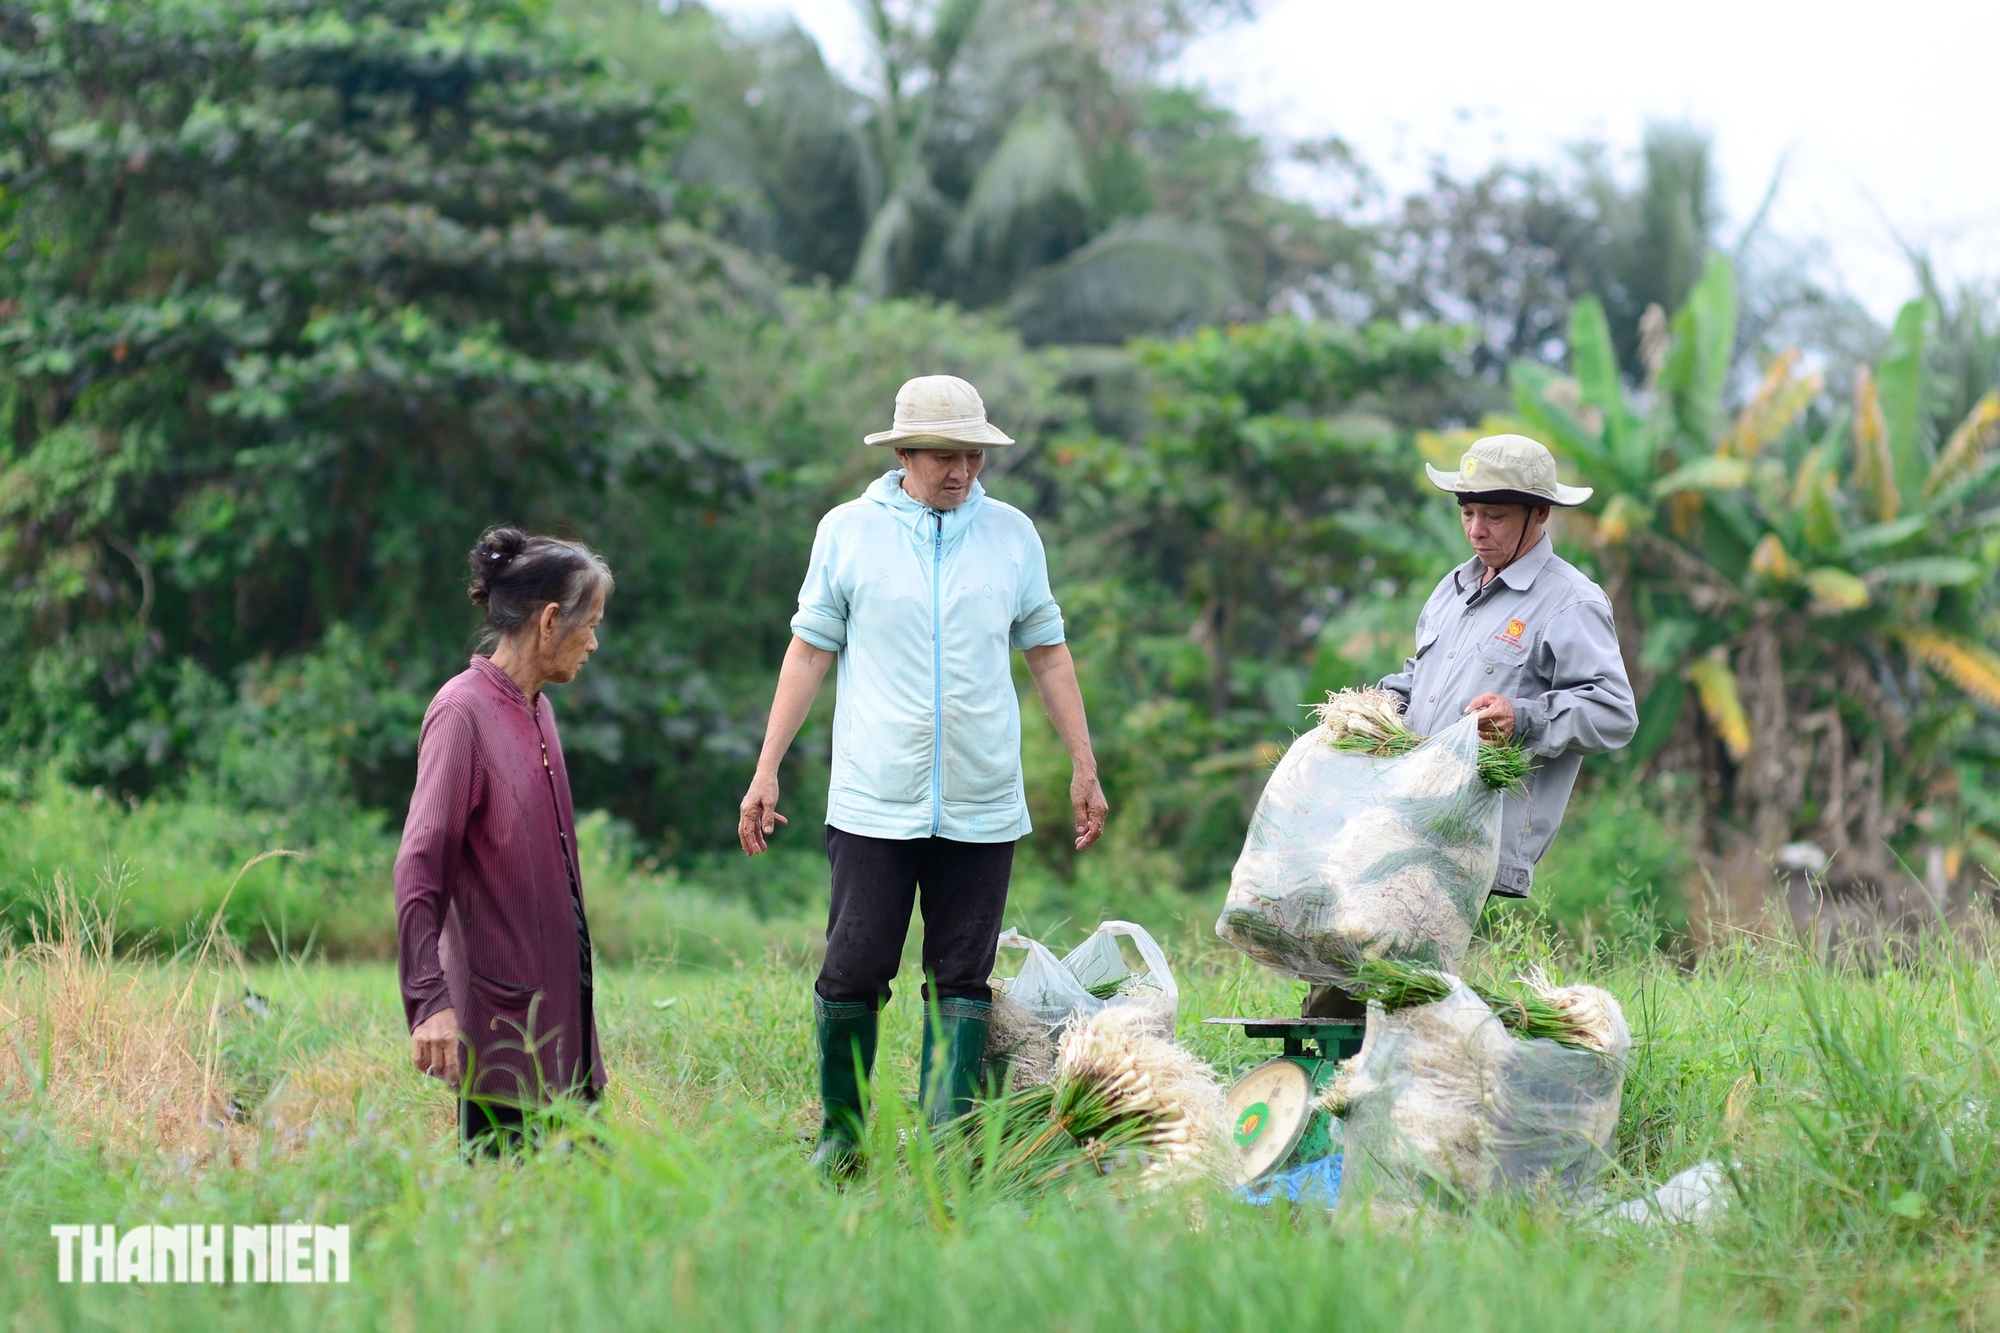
1204, 1018, 1365, 1184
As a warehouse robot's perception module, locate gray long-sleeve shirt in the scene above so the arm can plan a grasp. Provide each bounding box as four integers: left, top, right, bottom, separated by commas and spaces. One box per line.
1380, 534, 1638, 897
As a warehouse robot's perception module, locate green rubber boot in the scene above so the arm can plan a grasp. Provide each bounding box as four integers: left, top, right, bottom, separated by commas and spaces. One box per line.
919, 997, 992, 1128
810, 995, 877, 1177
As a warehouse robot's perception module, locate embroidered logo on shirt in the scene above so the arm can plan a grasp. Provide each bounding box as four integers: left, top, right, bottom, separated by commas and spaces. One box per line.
1496, 618, 1527, 647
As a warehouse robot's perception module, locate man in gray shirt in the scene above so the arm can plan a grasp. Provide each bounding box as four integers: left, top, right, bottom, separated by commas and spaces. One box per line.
1382, 433, 1639, 899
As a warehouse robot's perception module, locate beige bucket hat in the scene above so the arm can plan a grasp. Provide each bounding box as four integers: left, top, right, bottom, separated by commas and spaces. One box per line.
864, 375, 1016, 449
1425, 433, 1592, 506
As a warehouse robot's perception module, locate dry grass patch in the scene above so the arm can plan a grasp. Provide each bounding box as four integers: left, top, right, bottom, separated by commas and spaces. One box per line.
0, 872, 242, 1154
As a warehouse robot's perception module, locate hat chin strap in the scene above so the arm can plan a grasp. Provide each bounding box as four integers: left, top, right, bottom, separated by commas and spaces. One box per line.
1508, 516, 1533, 569
1458, 494, 1545, 579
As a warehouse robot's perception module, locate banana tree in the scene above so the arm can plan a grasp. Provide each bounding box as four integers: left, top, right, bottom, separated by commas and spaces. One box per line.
1511, 256, 2000, 913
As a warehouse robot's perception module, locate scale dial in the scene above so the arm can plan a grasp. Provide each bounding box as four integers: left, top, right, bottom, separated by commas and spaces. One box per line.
1225, 1057, 1314, 1185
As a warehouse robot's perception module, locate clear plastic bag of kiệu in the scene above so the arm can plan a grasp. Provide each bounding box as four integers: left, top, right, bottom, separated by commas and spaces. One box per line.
1335, 976, 1629, 1216
1215, 713, 1502, 983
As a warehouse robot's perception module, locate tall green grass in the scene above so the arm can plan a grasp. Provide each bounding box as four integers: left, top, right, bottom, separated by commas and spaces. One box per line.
3, 901, 1999, 1328
0, 781, 397, 955
0, 783, 825, 968
0, 782, 1203, 968
1, 773, 1693, 972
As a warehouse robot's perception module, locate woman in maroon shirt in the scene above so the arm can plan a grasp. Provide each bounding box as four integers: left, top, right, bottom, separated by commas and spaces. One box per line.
395, 526, 613, 1153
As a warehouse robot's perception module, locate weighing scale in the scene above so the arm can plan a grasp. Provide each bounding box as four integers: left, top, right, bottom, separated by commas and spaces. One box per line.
1204, 1017, 1365, 1184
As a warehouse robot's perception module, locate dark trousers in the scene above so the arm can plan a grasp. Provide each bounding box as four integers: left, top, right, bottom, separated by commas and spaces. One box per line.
462, 1098, 531, 1157
461, 1086, 597, 1158
815, 826, 1015, 1008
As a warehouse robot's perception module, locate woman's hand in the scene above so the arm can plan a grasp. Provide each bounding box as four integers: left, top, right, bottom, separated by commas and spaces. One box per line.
1071, 770, 1109, 851
412, 1007, 460, 1085
1023, 644, 1110, 852
738, 770, 787, 855
738, 638, 834, 855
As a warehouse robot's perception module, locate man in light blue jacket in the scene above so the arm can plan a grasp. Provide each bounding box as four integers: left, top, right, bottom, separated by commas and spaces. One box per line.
737, 374, 1108, 1173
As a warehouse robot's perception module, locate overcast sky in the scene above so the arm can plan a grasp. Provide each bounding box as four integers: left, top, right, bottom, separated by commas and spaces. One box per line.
710, 0, 2000, 320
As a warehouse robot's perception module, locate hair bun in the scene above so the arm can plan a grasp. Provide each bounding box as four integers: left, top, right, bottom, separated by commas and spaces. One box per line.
467, 526, 529, 606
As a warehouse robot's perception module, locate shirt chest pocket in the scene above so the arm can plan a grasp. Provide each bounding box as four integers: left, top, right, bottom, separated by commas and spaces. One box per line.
1475, 624, 1533, 683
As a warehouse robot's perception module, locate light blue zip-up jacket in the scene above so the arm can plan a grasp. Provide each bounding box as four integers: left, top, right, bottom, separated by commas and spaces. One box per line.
790, 470, 1066, 843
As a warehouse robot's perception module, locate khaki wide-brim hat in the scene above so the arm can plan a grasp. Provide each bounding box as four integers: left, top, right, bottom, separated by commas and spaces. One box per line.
863, 374, 1016, 449
1425, 433, 1592, 506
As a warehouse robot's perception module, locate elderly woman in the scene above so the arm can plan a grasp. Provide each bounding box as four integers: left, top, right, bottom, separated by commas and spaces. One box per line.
395, 526, 613, 1152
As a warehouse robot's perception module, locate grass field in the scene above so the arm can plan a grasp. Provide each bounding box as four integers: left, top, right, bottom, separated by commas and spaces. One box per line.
3, 874, 1998, 1332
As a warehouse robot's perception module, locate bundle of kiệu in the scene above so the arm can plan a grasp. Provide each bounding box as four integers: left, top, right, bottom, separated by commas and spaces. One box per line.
948, 1074, 1159, 1197
983, 922, 1181, 1093
1517, 965, 1627, 1054
1082, 976, 1166, 1002
1342, 957, 1628, 1055
1055, 1005, 1228, 1178
1316, 688, 1533, 791
953, 1005, 1228, 1193
985, 991, 1059, 1091
1342, 956, 1457, 1012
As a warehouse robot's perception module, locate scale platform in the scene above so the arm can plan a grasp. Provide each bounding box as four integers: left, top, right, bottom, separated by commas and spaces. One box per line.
1206, 1017, 1367, 1185
1202, 1016, 1365, 1062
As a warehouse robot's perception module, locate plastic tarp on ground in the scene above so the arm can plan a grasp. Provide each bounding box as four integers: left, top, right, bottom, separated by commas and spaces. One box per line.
1336, 979, 1628, 1215
1217, 715, 1502, 982
1237, 1153, 1344, 1210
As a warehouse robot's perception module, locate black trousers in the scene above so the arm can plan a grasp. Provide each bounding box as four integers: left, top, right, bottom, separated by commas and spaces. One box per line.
462, 1098, 531, 1157
461, 1085, 598, 1158
815, 826, 1015, 1008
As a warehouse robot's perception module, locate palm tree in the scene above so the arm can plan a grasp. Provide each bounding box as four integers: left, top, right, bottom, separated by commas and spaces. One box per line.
568, 0, 1326, 344
845, 0, 987, 295
1511, 257, 2000, 918
842, 0, 1266, 341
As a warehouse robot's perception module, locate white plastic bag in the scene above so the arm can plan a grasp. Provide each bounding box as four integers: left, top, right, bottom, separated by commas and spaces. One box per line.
1217, 714, 1502, 983
989, 922, 1181, 1089
992, 921, 1179, 1032
992, 929, 1097, 1028
1061, 919, 1179, 1035
1336, 977, 1628, 1216
1601, 1161, 1730, 1227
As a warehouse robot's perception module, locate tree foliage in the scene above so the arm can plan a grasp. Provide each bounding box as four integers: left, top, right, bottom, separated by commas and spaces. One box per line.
1036, 318, 1461, 880
0, 0, 681, 803
1384, 124, 1721, 381
568, 0, 1360, 345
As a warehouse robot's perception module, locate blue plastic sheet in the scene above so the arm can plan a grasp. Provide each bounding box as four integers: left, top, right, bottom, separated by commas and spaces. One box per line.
1236, 1154, 1343, 1211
